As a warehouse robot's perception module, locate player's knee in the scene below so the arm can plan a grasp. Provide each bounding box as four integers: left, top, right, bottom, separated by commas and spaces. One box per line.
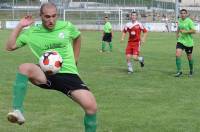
133, 55, 138, 60
85, 101, 97, 115
18, 63, 33, 75
176, 53, 181, 57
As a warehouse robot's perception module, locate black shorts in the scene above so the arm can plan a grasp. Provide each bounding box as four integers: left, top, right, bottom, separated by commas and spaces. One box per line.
176, 42, 193, 54
37, 73, 89, 96
102, 33, 112, 42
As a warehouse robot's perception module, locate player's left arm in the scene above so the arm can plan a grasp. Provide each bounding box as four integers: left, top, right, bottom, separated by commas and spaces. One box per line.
180, 29, 196, 34
109, 23, 113, 37
141, 26, 148, 44
141, 31, 148, 44
73, 35, 81, 65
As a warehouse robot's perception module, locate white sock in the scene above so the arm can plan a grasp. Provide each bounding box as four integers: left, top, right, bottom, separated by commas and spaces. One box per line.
138, 57, 143, 62
127, 62, 133, 72
127, 62, 132, 67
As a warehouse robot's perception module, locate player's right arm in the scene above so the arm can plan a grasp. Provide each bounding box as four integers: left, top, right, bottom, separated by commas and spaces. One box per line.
176, 27, 180, 39
6, 15, 34, 51
121, 32, 126, 42
121, 24, 128, 43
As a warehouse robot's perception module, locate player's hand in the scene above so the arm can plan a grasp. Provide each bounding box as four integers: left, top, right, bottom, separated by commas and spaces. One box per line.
19, 15, 34, 28
120, 38, 124, 43
141, 38, 145, 44
179, 30, 187, 34
176, 34, 179, 39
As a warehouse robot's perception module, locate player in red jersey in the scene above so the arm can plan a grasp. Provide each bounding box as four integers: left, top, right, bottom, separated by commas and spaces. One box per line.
121, 11, 148, 73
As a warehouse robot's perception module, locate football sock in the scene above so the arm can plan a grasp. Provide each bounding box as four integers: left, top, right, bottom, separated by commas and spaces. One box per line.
176, 57, 181, 72
138, 56, 143, 62
101, 41, 106, 52
109, 42, 112, 51
13, 72, 28, 113
127, 62, 133, 72
188, 59, 194, 72
127, 62, 132, 67
84, 113, 97, 132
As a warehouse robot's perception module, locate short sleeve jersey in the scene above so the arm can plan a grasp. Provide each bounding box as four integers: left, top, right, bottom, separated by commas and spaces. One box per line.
123, 21, 147, 43
16, 20, 80, 74
103, 22, 112, 33
177, 17, 195, 47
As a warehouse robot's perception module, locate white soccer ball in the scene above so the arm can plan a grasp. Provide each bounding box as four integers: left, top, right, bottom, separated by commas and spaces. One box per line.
39, 51, 63, 74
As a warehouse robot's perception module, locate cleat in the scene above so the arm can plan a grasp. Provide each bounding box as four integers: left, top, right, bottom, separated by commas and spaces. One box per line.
7, 110, 25, 125
128, 71, 133, 74
189, 71, 193, 77
140, 57, 144, 67
174, 71, 182, 77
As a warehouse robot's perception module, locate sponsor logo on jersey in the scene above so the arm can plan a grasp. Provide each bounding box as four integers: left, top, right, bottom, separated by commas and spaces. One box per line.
58, 32, 65, 39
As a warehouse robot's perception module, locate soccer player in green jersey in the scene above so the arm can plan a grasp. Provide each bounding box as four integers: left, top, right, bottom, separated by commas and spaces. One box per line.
101, 16, 113, 52
175, 9, 196, 77
6, 2, 97, 132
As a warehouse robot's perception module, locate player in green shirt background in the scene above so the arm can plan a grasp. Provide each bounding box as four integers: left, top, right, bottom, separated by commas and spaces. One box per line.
5, 2, 97, 132
175, 9, 196, 77
101, 16, 113, 52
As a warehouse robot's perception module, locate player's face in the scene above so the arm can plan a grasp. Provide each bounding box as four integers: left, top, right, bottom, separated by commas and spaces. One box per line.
104, 17, 108, 23
180, 11, 187, 19
41, 6, 57, 29
131, 13, 137, 22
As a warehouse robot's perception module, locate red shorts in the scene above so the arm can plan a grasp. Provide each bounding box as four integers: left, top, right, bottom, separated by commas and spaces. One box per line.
125, 42, 141, 55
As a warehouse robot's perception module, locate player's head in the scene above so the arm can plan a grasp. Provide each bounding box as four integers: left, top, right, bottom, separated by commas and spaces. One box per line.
180, 9, 188, 19
40, 2, 57, 29
130, 11, 137, 22
104, 16, 108, 22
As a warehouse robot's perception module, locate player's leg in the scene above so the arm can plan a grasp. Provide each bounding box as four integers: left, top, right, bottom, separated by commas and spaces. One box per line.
109, 42, 112, 52
132, 55, 144, 67
101, 41, 106, 52
108, 33, 112, 52
8, 63, 47, 125
132, 43, 144, 67
175, 43, 184, 77
101, 34, 106, 52
71, 90, 97, 132
37, 74, 97, 132
126, 45, 133, 73
185, 47, 194, 77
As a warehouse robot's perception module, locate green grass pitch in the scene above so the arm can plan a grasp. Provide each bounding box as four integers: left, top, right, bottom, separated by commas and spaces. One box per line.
0, 29, 200, 132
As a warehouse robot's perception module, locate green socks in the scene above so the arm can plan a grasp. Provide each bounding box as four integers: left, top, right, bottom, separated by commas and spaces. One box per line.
109, 42, 112, 51
176, 57, 181, 72
13, 72, 28, 113
188, 59, 194, 72
102, 41, 113, 52
101, 41, 106, 52
176, 57, 194, 72
84, 114, 97, 132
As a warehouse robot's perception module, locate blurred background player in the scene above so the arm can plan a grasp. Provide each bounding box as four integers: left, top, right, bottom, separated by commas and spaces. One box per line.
5, 2, 97, 132
175, 9, 196, 77
101, 16, 113, 52
121, 11, 148, 74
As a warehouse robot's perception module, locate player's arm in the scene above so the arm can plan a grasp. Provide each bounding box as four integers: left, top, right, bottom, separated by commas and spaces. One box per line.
141, 31, 148, 44
111, 30, 114, 38
121, 32, 126, 42
176, 28, 180, 39
5, 15, 34, 51
73, 35, 81, 65
5, 24, 24, 51
102, 31, 105, 38
179, 29, 196, 34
